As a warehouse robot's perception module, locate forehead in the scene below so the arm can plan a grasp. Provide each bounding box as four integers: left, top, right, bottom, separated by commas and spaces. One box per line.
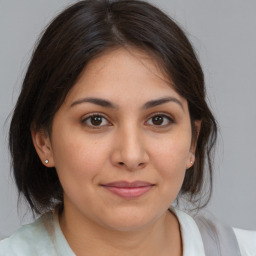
64, 47, 186, 107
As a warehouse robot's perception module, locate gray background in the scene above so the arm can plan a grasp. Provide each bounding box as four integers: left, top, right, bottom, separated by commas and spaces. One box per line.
0, 0, 255, 239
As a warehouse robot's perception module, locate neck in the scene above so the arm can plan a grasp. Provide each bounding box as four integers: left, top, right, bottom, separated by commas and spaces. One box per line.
59, 208, 182, 256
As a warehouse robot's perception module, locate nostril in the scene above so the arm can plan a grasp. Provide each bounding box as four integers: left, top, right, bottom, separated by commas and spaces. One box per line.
118, 162, 145, 168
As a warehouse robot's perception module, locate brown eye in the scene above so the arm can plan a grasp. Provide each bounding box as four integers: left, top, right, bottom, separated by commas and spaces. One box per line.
82, 114, 110, 128
146, 114, 173, 127
90, 116, 103, 126
152, 115, 164, 125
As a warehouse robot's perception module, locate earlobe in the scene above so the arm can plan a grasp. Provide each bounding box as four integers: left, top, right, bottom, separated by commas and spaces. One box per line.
31, 129, 55, 167
186, 152, 195, 169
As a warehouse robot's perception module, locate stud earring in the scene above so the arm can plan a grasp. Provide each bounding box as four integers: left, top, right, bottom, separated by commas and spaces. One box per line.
44, 159, 49, 164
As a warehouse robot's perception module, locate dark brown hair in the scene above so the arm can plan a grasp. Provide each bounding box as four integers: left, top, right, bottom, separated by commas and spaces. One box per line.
9, 0, 217, 214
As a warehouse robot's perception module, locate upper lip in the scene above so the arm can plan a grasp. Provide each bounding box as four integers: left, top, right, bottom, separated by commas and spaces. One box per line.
101, 181, 154, 188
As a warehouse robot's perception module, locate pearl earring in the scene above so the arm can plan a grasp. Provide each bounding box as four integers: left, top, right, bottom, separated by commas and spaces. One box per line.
44, 159, 49, 164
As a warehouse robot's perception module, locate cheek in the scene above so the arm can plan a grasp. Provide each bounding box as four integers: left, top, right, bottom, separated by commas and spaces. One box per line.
150, 133, 191, 191
51, 127, 110, 179
153, 131, 191, 166
50, 131, 112, 207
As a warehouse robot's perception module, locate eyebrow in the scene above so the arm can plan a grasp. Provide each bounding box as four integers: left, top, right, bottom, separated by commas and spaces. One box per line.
142, 97, 184, 111
70, 96, 184, 110
70, 97, 118, 109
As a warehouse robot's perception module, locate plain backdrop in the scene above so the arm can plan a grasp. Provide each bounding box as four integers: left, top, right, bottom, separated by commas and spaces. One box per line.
0, 0, 255, 239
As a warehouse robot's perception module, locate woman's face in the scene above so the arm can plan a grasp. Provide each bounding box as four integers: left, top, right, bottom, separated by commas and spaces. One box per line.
35, 48, 198, 231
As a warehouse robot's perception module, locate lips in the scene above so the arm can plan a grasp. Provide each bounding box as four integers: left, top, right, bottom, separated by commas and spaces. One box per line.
101, 181, 154, 199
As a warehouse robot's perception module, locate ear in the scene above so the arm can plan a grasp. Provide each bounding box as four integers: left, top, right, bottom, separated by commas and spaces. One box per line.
186, 120, 201, 169
31, 128, 55, 167
190, 120, 201, 153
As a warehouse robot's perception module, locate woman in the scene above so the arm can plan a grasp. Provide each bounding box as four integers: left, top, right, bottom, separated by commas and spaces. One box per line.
0, 0, 255, 255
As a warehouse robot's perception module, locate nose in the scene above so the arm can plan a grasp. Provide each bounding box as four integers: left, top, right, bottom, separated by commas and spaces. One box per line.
110, 126, 149, 171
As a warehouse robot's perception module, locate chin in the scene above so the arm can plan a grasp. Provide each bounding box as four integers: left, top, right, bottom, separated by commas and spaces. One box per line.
107, 219, 151, 232
101, 208, 159, 232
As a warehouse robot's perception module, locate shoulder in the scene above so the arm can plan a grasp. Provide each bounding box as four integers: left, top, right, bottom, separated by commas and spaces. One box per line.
171, 207, 256, 256
0, 213, 55, 256
234, 227, 256, 256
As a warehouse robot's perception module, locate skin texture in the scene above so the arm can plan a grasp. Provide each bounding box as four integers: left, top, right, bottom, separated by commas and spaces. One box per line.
32, 47, 200, 256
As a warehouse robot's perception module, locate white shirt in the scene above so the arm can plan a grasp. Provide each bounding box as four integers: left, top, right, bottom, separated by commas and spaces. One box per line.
172, 208, 256, 256
0, 208, 255, 255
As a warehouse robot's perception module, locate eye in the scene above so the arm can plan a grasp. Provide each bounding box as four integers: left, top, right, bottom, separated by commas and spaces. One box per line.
146, 113, 174, 127
81, 114, 111, 128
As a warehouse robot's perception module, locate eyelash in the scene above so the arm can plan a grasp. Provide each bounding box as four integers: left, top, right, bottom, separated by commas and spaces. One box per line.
81, 113, 111, 129
145, 112, 174, 127
81, 112, 174, 129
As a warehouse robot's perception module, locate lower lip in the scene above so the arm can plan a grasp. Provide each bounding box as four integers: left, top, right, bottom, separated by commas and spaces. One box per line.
102, 186, 153, 199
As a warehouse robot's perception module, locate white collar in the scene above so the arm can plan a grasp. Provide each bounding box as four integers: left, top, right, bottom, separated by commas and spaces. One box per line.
52, 212, 76, 256
170, 207, 206, 256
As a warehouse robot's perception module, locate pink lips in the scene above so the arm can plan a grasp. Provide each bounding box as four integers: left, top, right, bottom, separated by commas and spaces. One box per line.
101, 181, 154, 199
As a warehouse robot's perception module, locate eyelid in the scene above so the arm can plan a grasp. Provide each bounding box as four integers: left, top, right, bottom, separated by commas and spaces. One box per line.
145, 112, 175, 126
81, 112, 112, 128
